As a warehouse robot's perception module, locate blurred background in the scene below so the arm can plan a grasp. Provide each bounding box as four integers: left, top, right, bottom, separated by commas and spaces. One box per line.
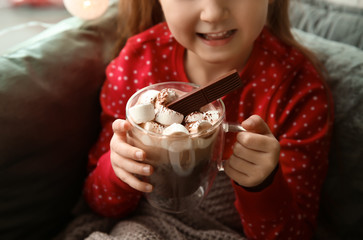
0, 0, 70, 55
0, 0, 115, 55
326, 0, 363, 7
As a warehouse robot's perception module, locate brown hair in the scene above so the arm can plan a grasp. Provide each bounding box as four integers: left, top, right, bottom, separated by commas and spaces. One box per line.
267, 0, 324, 75
114, 0, 323, 75
113, 0, 163, 57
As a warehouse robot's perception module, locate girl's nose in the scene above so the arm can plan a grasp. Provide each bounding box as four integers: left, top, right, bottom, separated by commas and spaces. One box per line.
200, 0, 229, 23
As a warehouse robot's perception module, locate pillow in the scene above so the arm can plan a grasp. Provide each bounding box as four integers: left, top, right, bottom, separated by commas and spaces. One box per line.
289, 0, 363, 49
293, 28, 363, 240
322, 0, 363, 9
0, 3, 119, 240
295, 0, 363, 10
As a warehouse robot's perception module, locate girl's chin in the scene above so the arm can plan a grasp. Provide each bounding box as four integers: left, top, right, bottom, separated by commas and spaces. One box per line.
197, 51, 238, 65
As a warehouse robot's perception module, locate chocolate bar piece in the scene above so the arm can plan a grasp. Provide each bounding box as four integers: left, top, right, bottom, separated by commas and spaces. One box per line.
167, 70, 242, 116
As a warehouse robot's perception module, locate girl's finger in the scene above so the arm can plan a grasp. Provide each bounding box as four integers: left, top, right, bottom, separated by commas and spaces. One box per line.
112, 119, 132, 134
228, 153, 255, 172
113, 156, 153, 176
233, 140, 276, 167
225, 156, 266, 188
224, 158, 252, 187
242, 115, 272, 136
114, 167, 153, 193
232, 141, 260, 163
110, 137, 145, 161
236, 131, 279, 153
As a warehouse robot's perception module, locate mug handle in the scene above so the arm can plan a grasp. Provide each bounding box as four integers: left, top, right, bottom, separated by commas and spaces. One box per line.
218, 123, 246, 171
222, 123, 246, 133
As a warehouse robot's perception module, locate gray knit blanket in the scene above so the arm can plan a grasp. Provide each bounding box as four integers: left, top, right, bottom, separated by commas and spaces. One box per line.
56, 172, 246, 240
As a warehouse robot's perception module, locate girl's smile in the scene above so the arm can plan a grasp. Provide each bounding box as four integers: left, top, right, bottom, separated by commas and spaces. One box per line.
197, 29, 237, 46
159, 0, 269, 83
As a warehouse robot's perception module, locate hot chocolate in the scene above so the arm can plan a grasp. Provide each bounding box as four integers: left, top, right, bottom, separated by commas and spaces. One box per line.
126, 82, 226, 213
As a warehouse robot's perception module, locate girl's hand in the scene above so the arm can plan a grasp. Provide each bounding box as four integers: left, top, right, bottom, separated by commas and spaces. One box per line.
110, 119, 153, 193
224, 115, 280, 188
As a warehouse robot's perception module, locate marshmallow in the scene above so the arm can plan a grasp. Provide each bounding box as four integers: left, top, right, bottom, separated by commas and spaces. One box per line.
129, 103, 155, 124
155, 88, 178, 106
163, 123, 189, 136
162, 136, 191, 151
143, 121, 165, 134
203, 110, 220, 125
162, 124, 191, 152
185, 112, 204, 124
198, 120, 213, 131
155, 106, 183, 126
137, 90, 159, 104
187, 120, 213, 134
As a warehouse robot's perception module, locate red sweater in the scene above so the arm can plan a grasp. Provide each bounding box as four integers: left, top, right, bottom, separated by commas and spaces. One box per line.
84, 22, 333, 239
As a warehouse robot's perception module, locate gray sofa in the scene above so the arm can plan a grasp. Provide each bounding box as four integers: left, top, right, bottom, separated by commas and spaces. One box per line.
0, 0, 362, 239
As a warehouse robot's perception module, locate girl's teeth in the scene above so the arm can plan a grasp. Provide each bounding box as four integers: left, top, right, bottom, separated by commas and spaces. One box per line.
203, 31, 232, 40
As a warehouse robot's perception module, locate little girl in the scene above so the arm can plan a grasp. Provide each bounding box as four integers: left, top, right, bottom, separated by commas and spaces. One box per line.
84, 0, 334, 239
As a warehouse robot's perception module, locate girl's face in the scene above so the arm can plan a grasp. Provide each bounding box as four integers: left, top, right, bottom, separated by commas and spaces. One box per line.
159, 0, 270, 71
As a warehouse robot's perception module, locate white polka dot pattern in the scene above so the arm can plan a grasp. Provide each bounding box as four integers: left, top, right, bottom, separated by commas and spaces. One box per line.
84, 22, 333, 239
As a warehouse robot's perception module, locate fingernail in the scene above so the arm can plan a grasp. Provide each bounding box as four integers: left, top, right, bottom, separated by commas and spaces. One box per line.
145, 184, 153, 192
143, 166, 150, 174
135, 151, 144, 160
243, 117, 253, 125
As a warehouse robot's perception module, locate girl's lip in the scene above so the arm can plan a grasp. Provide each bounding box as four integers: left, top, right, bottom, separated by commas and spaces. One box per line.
197, 29, 237, 46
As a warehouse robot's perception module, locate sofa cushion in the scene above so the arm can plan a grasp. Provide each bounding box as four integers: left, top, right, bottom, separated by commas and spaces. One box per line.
0, 4, 118, 240
293, 28, 363, 240
290, 0, 363, 49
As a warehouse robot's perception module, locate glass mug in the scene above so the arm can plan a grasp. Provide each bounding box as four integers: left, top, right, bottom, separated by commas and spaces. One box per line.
126, 82, 244, 213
